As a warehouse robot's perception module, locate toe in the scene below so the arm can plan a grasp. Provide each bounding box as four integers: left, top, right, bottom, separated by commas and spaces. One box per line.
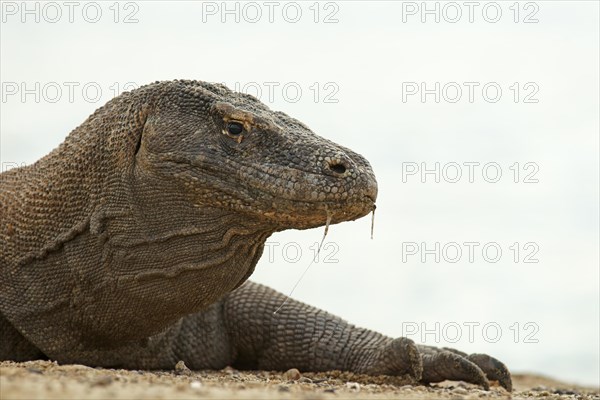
466, 353, 513, 392
421, 351, 490, 390
387, 337, 423, 380
359, 337, 423, 380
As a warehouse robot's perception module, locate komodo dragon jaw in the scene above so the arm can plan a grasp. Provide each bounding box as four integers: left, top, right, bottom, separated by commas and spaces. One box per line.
136, 84, 378, 230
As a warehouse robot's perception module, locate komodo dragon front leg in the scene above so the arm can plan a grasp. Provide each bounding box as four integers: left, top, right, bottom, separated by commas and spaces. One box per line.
218, 282, 512, 390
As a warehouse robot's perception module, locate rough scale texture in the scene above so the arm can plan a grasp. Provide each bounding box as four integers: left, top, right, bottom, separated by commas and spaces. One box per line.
0, 80, 511, 391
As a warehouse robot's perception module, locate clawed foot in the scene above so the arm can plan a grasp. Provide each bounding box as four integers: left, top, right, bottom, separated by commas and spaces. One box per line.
419, 346, 512, 391
357, 339, 512, 392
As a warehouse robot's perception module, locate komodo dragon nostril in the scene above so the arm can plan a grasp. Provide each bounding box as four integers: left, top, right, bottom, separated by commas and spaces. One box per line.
328, 161, 347, 175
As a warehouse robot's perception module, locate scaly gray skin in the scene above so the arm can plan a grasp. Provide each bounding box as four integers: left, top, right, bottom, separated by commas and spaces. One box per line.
0, 80, 511, 391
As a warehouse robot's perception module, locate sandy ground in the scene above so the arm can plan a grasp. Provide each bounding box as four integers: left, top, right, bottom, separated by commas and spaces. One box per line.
1, 360, 598, 400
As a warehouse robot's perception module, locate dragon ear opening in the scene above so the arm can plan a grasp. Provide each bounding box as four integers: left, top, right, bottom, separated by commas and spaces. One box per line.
134, 104, 151, 159
134, 132, 142, 156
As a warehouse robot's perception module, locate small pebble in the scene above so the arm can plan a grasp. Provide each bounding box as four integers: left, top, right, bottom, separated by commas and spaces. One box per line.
532, 386, 549, 391
259, 371, 271, 379
346, 382, 360, 392
223, 366, 239, 375
284, 368, 301, 381
452, 387, 469, 395
190, 380, 202, 390
554, 389, 578, 395
278, 384, 290, 392
174, 360, 192, 376
299, 376, 313, 383
91, 375, 113, 387
114, 374, 125, 381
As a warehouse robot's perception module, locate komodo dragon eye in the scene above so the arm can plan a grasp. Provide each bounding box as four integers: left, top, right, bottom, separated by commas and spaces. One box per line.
226, 121, 244, 136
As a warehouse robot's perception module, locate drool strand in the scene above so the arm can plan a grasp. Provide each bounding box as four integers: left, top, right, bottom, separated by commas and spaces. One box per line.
273, 209, 333, 314
370, 205, 376, 240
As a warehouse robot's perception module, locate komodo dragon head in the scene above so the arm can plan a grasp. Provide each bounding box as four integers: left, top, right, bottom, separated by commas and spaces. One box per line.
0, 80, 378, 354
134, 80, 378, 229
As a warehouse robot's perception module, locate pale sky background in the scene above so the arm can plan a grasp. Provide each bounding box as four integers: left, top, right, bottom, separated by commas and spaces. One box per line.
1, 0, 598, 387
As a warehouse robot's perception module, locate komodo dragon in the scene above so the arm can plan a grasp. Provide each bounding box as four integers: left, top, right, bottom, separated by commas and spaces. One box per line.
0, 80, 511, 391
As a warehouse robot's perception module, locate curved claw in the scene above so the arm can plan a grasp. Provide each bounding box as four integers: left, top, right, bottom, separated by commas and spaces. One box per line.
420, 351, 491, 390
466, 353, 513, 392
